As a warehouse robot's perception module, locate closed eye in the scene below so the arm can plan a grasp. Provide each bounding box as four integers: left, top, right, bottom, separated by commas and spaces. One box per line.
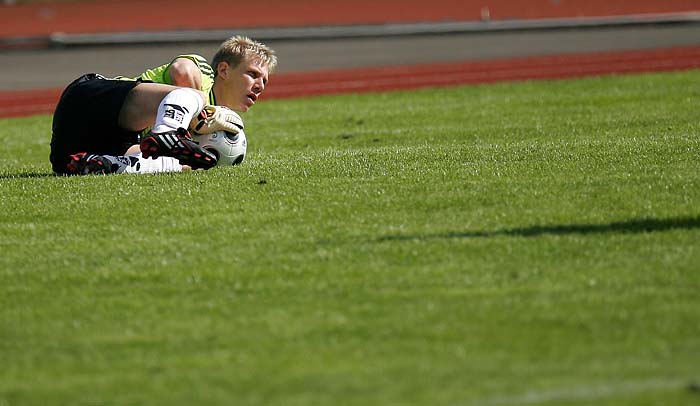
248, 69, 268, 86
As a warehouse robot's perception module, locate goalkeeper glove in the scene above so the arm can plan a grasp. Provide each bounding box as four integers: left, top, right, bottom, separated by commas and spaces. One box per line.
190, 105, 244, 135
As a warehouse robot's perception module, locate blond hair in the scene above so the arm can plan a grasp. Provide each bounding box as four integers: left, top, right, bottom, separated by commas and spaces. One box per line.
212, 35, 277, 74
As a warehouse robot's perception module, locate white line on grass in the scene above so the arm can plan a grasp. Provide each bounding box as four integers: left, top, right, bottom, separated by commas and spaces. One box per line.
482, 378, 691, 406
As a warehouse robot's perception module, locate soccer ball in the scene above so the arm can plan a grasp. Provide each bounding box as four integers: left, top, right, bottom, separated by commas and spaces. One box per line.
192, 130, 247, 166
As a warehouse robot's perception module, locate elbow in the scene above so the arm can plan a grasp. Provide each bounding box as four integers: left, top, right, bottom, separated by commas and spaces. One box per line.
169, 61, 202, 89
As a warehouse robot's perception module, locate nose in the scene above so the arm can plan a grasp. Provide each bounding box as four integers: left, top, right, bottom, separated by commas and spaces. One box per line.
253, 78, 265, 94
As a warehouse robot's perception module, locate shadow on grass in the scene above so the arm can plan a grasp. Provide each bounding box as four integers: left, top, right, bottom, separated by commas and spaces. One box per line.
0, 172, 58, 179
379, 216, 700, 241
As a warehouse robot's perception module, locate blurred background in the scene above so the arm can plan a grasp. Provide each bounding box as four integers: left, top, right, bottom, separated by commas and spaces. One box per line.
1, 0, 699, 115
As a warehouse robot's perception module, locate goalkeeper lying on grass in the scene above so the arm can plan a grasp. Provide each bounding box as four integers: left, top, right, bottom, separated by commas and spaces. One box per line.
50, 36, 276, 175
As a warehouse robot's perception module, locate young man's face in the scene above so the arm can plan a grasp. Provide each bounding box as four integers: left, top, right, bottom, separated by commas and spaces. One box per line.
215, 56, 270, 113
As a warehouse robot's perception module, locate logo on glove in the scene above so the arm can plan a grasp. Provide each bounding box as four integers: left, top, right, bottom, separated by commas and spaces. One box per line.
190, 105, 244, 135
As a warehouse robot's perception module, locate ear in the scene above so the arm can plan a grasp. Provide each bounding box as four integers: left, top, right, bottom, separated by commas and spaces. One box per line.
217, 61, 230, 79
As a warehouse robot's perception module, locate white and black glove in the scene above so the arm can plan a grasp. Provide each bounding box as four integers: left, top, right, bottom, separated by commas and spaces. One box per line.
190, 105, 244, 135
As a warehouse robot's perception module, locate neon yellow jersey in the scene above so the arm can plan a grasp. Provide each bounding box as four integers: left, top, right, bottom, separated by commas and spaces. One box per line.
137, 54, 216, 104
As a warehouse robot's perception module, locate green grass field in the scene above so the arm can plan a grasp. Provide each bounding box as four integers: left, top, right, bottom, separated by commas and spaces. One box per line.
1, 71, 699, 405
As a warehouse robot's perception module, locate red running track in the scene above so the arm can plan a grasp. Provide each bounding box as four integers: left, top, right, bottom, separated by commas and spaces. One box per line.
265, 47, 700, 98
2, 46, 699, 119
1, 0, 698, 38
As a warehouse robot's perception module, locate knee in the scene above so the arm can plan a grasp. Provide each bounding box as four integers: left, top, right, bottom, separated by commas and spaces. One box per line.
50, 153, 71, 174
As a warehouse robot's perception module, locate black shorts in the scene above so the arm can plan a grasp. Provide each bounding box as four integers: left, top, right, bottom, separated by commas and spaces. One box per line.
50, 74, 141, 174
